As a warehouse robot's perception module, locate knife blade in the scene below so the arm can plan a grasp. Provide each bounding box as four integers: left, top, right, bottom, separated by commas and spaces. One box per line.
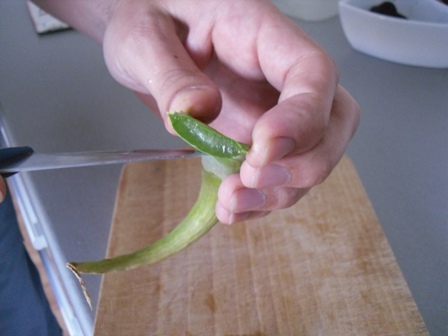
0, 146, 201, 176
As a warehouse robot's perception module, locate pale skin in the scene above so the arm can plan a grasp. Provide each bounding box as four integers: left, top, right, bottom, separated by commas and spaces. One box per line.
0, 180, 4, 202
1, 0, 360, 224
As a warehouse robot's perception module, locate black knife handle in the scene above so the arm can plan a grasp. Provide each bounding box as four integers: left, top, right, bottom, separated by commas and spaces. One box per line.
0, 146, 34, 178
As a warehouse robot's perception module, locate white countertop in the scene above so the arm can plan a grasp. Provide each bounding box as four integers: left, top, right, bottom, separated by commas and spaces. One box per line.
1, 2, 447, 335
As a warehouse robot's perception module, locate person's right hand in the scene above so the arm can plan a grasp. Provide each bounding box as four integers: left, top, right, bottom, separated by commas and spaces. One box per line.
0, 146, 34, 203
0, 177, 5, 203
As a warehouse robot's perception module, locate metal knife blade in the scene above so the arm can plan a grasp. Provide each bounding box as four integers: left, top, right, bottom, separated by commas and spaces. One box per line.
0, 148, 201, 174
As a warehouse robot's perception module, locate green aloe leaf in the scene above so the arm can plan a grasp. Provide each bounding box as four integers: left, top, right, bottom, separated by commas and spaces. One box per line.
67, 111, 249, 309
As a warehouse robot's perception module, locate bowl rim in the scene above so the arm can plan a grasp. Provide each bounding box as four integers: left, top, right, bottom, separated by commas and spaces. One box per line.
339, 0, 448, 28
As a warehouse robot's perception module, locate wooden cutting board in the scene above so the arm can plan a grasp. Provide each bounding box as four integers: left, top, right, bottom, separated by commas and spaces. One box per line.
94, 156, 428, 336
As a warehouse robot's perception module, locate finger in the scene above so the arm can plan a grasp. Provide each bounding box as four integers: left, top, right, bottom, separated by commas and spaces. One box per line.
217, 173, 308, 224
103, 1, 221, 131
245, 14, 340, 167
242, 85, 360, 189
216, 203, 271, 225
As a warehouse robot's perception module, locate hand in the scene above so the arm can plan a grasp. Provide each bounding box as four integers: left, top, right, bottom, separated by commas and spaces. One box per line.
0, 150, 8, 202
0, 177, 5, 203
35, 0, 360, 224
0, 146, 34, 203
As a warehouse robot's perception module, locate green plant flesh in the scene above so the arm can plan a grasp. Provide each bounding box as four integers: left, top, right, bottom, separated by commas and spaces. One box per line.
68, 168, 220, 274
169, 112, 249, 158
67, 112, 248, 307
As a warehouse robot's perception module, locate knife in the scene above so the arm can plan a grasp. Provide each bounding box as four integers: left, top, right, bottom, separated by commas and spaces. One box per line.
0, 146, 201, 177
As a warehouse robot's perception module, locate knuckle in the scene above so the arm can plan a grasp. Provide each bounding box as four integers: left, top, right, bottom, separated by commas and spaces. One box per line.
279, 188, 303, 209
301, 159, 332, 188
158, 68, 202, 96
265, 187, 303, 210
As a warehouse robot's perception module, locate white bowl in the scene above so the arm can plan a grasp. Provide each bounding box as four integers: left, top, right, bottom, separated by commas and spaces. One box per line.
339, 0, 448, 68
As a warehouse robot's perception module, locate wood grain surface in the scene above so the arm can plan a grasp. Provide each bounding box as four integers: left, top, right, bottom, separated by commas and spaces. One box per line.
94, 156, 428, 336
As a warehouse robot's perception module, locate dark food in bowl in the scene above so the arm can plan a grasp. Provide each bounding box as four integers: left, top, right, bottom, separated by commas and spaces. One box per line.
370, 1, 407, 19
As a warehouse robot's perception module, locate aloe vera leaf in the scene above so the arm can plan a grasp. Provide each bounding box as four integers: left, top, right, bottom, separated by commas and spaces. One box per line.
67, 167, 220, 274
67, 112, 248, 308
168, 112, 249, 158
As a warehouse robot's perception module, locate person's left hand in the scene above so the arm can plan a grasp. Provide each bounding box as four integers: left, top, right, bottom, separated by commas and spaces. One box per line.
99, 0, 360, 224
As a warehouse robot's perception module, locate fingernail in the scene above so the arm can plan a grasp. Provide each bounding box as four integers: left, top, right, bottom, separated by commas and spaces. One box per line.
168, 87, 220, 123
251, 164, 291, 188
169, 89, 195, 112
249, 137, 295, 166
230, 188, 266, 213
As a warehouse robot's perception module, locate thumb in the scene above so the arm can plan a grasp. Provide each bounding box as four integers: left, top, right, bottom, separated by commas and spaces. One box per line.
103, 2, 221, 132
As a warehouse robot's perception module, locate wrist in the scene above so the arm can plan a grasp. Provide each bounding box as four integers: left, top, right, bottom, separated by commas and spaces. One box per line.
31, 0, 121, 42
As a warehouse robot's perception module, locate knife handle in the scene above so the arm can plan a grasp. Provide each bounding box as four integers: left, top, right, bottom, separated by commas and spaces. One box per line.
0, 146, 34, 178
